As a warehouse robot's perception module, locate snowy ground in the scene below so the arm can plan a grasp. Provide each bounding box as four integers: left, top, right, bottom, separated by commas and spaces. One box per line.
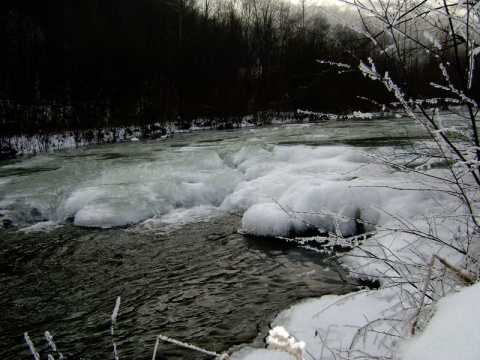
233, 282, 480, 360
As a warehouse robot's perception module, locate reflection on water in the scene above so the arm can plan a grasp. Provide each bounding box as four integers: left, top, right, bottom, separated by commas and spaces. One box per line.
0, 215, 355, 359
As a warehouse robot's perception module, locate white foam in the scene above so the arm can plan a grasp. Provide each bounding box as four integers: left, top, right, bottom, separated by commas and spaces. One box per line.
133, 205, 220, 234
59, 151, 241, 228
19, 221, 63, 233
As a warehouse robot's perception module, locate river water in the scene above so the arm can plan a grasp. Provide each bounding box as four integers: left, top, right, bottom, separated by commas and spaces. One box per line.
0, 119, 421, 359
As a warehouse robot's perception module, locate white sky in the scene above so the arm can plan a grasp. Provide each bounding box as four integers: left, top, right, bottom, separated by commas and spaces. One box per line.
289, 0, 351, 15
289, 0, 345, 7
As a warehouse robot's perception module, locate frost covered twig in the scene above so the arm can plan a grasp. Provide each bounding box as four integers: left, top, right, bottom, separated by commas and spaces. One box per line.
45, 331, 64, 360
153, 334, 231, 360
111, 296, 121, 360
111, 296, 121, 336
24, 333, 40, 360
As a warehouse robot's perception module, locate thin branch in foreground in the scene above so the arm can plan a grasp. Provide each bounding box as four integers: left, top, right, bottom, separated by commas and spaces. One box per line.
153, 334, 231, 360
411, 254, 435, 335
410, 252, 475, 335
434, 254, 476, 285
111, 296, 121, 360
24, 333, 40, 360
45, 331, 64, 360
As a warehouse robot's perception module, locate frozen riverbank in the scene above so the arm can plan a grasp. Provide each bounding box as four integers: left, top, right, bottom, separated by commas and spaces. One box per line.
234, 283, 480, 360
0, 111, 400, 159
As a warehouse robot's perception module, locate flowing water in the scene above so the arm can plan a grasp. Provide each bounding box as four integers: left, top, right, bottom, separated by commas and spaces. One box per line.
0, 119, 422, 359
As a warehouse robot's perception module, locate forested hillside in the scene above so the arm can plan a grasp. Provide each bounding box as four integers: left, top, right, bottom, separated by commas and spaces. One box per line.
0, 0, 448, 135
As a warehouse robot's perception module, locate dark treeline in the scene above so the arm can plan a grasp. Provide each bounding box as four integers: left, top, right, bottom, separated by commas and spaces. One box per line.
0, 0, 439, 136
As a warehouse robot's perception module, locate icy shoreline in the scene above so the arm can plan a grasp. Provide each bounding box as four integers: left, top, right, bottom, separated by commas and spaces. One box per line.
0, 123, 173, 158
234, 283, 480, 360
233, 218, 480, 359
0, 110, 401, 159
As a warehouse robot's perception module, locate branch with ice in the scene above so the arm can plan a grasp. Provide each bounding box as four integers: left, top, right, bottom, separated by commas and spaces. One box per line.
359, 58, 381, 82
359, 58, 422, 124
153, 334, 232, 359
423, 30, 443, 50
24, 332, 64, 360
24, 333, 40, 360
432, 63, 478, 108
111, 296, 121, 360
111, 296, 121, 336
316, 60, 351, 69
45, 331, 64, 360
316, 60, 352, 74
467, 40, 480, 89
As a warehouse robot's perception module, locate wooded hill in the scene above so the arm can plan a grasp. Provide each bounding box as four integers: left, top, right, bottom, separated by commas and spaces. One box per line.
0, 0, 460, 135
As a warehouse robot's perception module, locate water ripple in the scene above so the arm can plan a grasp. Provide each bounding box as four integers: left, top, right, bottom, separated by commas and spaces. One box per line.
0, 215, 355, 359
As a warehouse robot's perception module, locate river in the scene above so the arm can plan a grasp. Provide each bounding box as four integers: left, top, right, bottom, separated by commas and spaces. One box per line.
0, 118, 422, 359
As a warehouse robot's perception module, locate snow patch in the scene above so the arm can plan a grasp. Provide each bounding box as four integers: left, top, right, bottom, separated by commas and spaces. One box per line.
397, 282, 480, 360
233, 287, 401, 360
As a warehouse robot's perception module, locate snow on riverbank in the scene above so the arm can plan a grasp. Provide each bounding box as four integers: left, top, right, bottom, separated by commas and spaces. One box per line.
0, 111, 399, 158
233, 197, 479, 359
234, 282, 480, 360
230, 236, 478, 357
0, 123, 174, 158
226, 137, 479, 358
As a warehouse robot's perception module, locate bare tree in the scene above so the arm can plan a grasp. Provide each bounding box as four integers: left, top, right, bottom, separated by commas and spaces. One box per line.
332, 0, 480, 244
282, 0, 480, 356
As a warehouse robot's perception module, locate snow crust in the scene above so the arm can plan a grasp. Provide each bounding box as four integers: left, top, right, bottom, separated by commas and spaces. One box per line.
398, 282, 480, 360
3, 136, 440, 233
234, 283, 480, 360
1, 148, 241, 230
233, 288, 400, 360
60, 151, 241, 229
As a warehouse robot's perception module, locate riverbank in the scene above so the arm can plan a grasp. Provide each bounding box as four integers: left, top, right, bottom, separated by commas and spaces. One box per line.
233, 282, 480, 360
1, 110, 405, 159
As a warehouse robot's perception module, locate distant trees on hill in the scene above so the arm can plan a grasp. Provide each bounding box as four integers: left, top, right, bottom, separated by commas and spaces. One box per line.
0, 0, 458, 135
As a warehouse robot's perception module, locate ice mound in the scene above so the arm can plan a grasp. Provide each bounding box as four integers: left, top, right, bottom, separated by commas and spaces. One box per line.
221, 145, 443, 237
